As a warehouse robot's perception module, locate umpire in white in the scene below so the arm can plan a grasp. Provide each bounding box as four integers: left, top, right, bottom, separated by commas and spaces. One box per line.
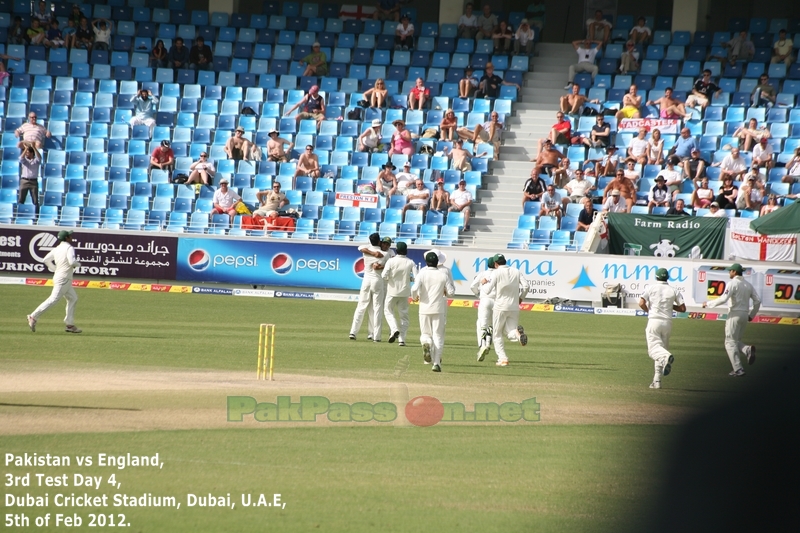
411, 251, 455, 372
382, 241, 416, 346
27, 230, 83, 333
470, 256, 496, 361
703, 263, 761, 376
639, 268, 686, 389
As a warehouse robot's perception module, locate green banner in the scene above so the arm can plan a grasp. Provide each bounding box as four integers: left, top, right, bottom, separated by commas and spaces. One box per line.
607, 214, 728, 259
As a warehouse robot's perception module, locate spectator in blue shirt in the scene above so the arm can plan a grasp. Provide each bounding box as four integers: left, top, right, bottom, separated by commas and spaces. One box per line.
168, 37, 189, 69
670, 127, 698, 161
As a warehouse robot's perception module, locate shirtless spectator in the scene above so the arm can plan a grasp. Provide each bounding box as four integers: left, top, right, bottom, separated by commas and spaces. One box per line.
595, 145, 620, 177
646, 87, 691, 120
253, 181, 289, 217
429, 179, 450, 214
551, 158, 575, 189
626, 128, 649, 165
293, 145, 321, 186
586, 10, 612, 47
224, 127, 253, 161
449, 180, 473, 230
589, 115, 610, 148
560, 84, 588, 115
284, 85, 326, 129
403, 179, 430, 218
15, 112, 51, 150
442, 139, 486, 172
407, 78, 430, 110
615, 85, 642, 120
685, 69, 721, 111
522, 168, 546, 206
603, 169, 635, 210
628, 16, 651, 45
457, 111, 503, 159
266, 130, 293, 163
577, 197, 596, 231
534, 139, 565, 175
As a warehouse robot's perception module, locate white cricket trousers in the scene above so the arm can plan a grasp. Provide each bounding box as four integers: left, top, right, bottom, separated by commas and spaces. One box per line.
724, 311, 749, 372
384, 295, 409, 343
646, 318, 672, 381
476, 297, 494, 346
492, 308, 520, 363
350, 277, 385, 340
31, 279, 78, 325
568, 62, 598, 82
419, 313, 446, 365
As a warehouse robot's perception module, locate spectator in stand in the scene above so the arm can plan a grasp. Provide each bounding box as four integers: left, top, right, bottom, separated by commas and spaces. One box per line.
458, 110, 504, 158
538, 112, 571, 150
185, 151, 215, 186
407, 77, 430, 110
647, 128, 665, 166
603, 168, 635, 210
374, 0, 401, 22
704, 201, 725, 217
0, 61, 11, 85
45, 19, 65, 48
253, 181, 288, 217
514, 19, 535, 56
211, 178, 241, 221
691, 177, 715, 209
395, 162, 417, 195
149, 140, 175, 178
150, 39, 168, 68
8, 16, 25, 45
389, 119, 414, 157
300, 42, 328, 77
395, 15, 414, 50
564, 168, 594, 204
534, 139, 565, 175
751, 74, 776, 109
732, 118, 770, 152
629, 17, 651, 45
647, 87, 691, 120
475, 62, 519, 98
661, 155, 684, 202
458, 3, 479, 39
69, 4, 84, 25
475, 5, 498, 41
715, 176, 738, 210
27, 18, 47, 45
560, 83, 589, 115
285, 85, 326, 129
18, 145, 41, 208
752, 138, 774, 171
91, 18, 112, 51
736, 172, 765, 212
577, 197, 595, 231
459, 66, 479, 98
74, 16, 93, 51
440, 109, 458, 141
442, 139, 486, 172
129, 88, 158, 138
760, 194, 780, 216
772, 29, 794, 66
266, 130, 293, 162
551, 157, 575, 189
522, 168, 546, 206
188, 36, 213, 71
565, 39, 602, 90
586, 10, 612, 46
589, 114, 610, 148
168, 37, 189, 69
34, 1, 50, 24
717, 147, 748, 182
595, 145, 620, 177
603, 189, 628, 213
616, 84, 642, 119
626, 128, 649, 165
781, 147, 800, 184
685, 148, 708, 187
685, 69, 721, 111
666, 198, 691, 216
362, 78, 388, 108
620, 40, 640, 74
721, 31, 754, 65
358, 119, 384, 153
449, 180, 473, 230
540, 183, 563, 226
15, 112, 51, 150
377, 162, 398, 208
669, 127, 698, 161
403, 179, 430, 218
492, 20, 513, 55
293, 144, 321, 186
623, 159, 641, 190
429, 178, 450, 215
224, 126, 253, 161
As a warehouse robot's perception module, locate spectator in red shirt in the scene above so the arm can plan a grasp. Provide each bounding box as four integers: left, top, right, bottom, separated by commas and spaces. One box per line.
408, 78, 430, 110
150, 140, 175, 178
537, 112, 571, 153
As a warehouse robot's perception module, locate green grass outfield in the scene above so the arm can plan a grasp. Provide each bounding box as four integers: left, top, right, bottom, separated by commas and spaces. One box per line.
1, 284, 796, 532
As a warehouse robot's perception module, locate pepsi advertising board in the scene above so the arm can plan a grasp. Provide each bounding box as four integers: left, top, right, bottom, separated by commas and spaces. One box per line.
176, 239, 425, 290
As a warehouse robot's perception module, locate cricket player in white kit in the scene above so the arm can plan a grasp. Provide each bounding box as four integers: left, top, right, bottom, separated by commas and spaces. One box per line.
27, 230, 83, 333
481, 254, 528, 366
382, 241, 416, 346
638, 268, 686, 389
411, 252, 455, 372
703, 263, 761, 376
349, 233, 391, 342
470, 256, 496, 361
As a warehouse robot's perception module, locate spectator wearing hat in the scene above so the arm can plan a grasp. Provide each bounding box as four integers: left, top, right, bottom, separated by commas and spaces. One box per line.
395, 14, 414, 50
377, 163, 398, 207
129, 88, 158, 137
522, 168, 546, 206
603, 189, 628, 213
300, 42, 328, 77
224, 126, 253, 161
449, 180, 473, 230
27, 230, 83, 335
430, 178, 450, 214
408, 78, 430, 110
704, 201, 726, 217
514, 19, 535, 56
362, 78, 388, 108
395, 161, 416, 194
266, 130, 293, 163
284, 85, 326, 129
185, 151, 215, 186
188, 36, 213, 71
211, 178, 241, 221
254, 181, 288, 218
149, 140, 175, 178
540, 183, 563, 227
293, 145, 321, 186
666, 198, 691, 216
458, 3, 478, 39
459, 66, 479, 98
647, 175, 670, 213
736, 172, 765, 212
595, 145, 620, 177
358, 119, 384, 153
403, 179, 430, 218
411, 251, 455, 372
752, 137, 774, 171
389, 120, 414, 157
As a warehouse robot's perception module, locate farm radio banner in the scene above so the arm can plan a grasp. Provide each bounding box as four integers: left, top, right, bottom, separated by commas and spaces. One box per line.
606, 214, 728, 259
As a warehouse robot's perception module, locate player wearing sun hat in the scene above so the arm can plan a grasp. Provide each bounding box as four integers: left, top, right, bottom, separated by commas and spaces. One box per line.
638, 268, 686, 389
703, 264, 761, 376
480, 254, 528, 367
27, 231, 83, 334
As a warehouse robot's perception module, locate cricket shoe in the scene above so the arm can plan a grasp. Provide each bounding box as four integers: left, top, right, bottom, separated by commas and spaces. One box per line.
496, 360, 509, 367
517, 325, 528, 346
422, 343, 432, 364
477, 342, 490, 362
367, 335, 373, 341
27, 315, 36, 332
431, 364, 441, 372
64, 325, 82, 334
662, 355, 674, 377
389, 331, 399, 344
349, 334, 356, 340
649, 381, 662, 389
398, 341, 406, 346
729, 368, 746, 377
746, 345, 756, 365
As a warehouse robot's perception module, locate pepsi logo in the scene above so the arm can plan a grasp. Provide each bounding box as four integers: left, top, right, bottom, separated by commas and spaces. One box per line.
353, 257, 365, 279
271, 253, 293, 275
187, 249, 211, 271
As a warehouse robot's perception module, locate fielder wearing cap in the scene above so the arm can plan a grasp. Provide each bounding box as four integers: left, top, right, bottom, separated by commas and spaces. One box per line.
381, 241, 416, 346
27, 230, 83, 334
639, 267, 686, 389
471, 256, 498, 361
350, 233, 394, 342
412, 250, 456, 372
703, 263, 761, 376
480, 253, 528, 367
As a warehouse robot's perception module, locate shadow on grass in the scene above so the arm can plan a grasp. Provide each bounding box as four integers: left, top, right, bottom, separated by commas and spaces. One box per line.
0, 402, 141, 411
